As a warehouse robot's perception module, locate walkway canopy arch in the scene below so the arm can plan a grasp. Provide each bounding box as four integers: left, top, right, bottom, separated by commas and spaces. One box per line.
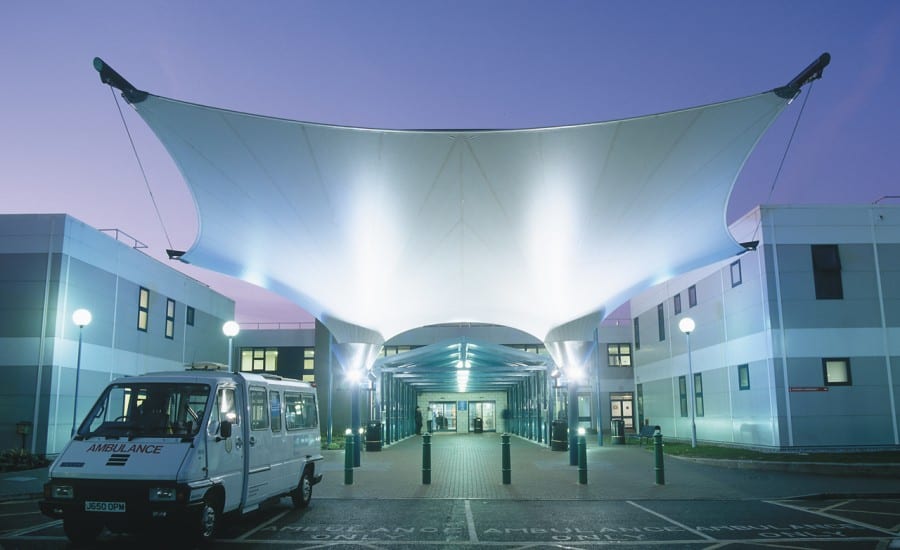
94, 54, 828, 373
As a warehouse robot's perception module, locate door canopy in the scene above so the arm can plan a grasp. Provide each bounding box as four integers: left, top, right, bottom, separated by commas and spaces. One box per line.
94, 55, 828, 352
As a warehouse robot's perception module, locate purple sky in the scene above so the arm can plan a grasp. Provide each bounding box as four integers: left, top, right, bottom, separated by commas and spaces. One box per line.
2, 2, 898, 325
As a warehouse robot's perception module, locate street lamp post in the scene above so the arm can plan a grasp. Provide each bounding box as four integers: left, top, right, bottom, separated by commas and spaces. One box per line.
71, 308, 92, 436
222, 321, 240, 371
678, 317, 697, 448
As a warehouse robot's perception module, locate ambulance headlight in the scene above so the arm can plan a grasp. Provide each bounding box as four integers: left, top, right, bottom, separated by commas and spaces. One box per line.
149, 487, 177, 502
50, 485, 74, 500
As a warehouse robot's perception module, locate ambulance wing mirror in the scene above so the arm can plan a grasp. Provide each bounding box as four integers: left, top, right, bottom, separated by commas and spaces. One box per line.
219, 420, 232, 440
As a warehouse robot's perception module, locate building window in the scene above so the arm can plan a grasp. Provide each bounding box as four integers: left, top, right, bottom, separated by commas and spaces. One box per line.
678, 376, 688, 417
381, 345, 413, 356
137, 287, 149, 332
812, 244, 843, 299
186, 306, 195, 327
165, 298, 175, 339
823, 358, 851, 386
657, 304, 665, 341
240, 348, 278, 372
731, 260, 742, 288
688, 285, 697, 308
302, 348, 315, 382
633, 317, 641, 351
738, 364, 750, 390
694, 373, 704, 416
607, 343, 632, 367
673, 293, 682, 315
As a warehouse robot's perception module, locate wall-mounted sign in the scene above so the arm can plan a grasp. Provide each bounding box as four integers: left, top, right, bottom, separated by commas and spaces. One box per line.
789, 387, 829, 392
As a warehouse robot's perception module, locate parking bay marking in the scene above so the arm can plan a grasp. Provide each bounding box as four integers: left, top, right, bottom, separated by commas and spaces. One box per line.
464, 499, 478, 543
767, 499, 898, 537
627, 500, 715, 541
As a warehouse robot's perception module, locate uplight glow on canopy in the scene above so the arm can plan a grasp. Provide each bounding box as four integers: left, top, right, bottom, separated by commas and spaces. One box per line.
94, 55, 828, 364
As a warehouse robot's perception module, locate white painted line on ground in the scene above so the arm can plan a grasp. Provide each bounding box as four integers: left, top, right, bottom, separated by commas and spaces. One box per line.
206, 537, 894, 546
236, 509, 289, 541
626, 500, 715, 541
818, 499, 850, 513
6, 519, 61, 536
0, 509, 42, 518
464, 499, 479, 543
767, 499, 898, 536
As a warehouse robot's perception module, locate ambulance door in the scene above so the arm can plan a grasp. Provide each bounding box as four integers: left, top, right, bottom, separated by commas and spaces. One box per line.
207, 385, 244, 513
246, 385, 273, 505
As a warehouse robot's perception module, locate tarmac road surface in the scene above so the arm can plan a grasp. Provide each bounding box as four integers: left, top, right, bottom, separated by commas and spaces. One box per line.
1, 496, 898, 549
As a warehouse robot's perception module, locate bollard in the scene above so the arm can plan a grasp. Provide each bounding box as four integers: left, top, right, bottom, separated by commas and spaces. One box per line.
501, 433, 511, 484
422, 432, 431, 484
577, 431, 587, 485
654, 428, 665, 485
344, 429, 354, 485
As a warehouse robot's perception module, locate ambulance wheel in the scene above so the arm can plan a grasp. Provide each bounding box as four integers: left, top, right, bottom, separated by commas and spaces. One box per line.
63, 517, 102, 545
291, 470, 313, 508
195, 494, 221, 542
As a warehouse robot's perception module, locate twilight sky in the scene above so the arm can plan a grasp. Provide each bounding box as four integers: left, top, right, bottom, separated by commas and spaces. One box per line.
2, 2, 898, 325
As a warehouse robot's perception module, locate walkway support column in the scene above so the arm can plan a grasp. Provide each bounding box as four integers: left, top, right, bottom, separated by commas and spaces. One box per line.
567, 380, 578, 466
351, 384, 361, 467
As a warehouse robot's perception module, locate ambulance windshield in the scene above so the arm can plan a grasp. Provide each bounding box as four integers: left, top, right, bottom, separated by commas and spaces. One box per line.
79, 383, 210, 439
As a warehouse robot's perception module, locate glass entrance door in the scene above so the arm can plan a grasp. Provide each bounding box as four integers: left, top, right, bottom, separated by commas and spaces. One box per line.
577, 392, 591, 430
610, 392, 634, 430
469, 401, 496, 431
427, 401, 457, 432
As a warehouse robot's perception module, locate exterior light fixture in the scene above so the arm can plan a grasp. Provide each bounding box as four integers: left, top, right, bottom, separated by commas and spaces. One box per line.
567, 366, 585, 383
577, 427, 586, 436
346, 369, 363, 383
678, 317, 697, 448
71, 309, 92, 436
222, 321, 240, 372
678, 317, 695, 334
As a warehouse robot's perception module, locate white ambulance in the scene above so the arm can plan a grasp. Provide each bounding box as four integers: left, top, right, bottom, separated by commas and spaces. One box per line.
40, 364, 323, 544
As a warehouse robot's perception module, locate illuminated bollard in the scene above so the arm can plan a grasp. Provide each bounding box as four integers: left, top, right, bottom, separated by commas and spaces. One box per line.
422, 432, 431, 484
654, 428, 665, 485
501, 433, 511, 484
577, 427, 587, 485
344, 428, 354, 485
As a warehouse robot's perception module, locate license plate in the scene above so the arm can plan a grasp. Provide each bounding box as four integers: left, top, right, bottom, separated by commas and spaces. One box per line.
84, 500, 126, 513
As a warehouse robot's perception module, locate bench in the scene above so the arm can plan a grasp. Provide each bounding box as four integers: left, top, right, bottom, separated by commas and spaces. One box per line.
628, 424, 659, 446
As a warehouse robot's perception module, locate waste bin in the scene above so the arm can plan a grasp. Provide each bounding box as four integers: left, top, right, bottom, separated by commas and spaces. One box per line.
473, 417, 483, 433
365, 421, 383, 451
550, 419, 568, 451
610, 419, 625, 445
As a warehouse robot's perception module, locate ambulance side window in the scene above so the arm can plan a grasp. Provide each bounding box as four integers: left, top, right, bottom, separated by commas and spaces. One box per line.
249, 387, 269, 431
215, 387, 239, 428
285, 391, 317, 430
270, 391, 282, 433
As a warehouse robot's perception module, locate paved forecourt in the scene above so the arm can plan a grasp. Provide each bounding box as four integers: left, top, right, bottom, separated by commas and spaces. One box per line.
313, 431, 900, 500
2, 432, 899, 548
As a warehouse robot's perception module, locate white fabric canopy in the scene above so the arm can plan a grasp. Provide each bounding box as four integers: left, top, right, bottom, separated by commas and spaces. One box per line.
130, 90, 790, 347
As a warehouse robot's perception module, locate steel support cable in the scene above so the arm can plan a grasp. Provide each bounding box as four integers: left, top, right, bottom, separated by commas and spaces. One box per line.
751, 81, 815, 243
109, 86, 174, 250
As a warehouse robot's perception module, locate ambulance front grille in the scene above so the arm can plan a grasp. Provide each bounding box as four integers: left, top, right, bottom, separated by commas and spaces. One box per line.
106, 453, 130, 466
